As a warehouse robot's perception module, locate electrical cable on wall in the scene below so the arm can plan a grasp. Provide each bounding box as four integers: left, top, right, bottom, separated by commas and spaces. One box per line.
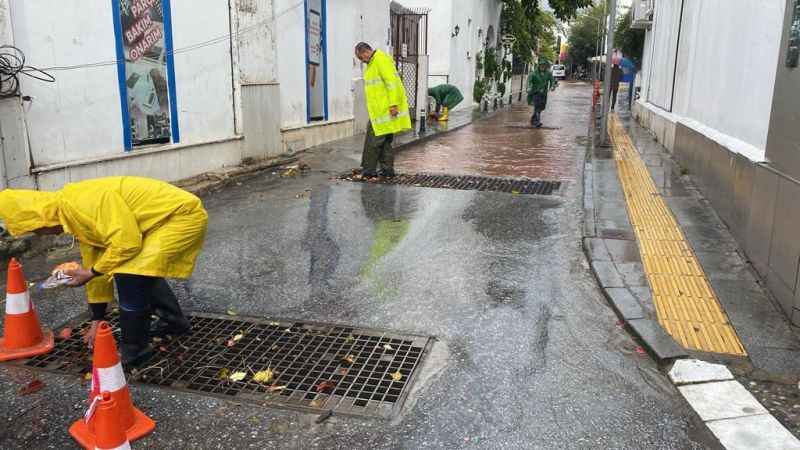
0, 45, 55, 97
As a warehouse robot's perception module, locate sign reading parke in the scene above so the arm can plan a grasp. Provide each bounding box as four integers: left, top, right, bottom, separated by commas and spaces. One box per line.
119, 0, 172, 146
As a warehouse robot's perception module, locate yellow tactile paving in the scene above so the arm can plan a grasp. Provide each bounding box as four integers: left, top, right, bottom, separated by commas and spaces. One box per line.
607, 114, 746, 356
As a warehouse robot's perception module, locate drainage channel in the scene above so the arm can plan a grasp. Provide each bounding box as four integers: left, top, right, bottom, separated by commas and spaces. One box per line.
341, 173, 562, 196
14, 311, 434, 419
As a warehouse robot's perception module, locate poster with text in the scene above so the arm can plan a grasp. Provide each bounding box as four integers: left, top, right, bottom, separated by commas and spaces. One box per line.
119, 0, 171, 146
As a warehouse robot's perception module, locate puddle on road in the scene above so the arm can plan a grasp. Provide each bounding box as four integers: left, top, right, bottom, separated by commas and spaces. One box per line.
397, 85, 590, 181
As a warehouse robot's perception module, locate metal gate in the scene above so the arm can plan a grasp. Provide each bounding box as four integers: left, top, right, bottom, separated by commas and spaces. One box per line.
390, 3, 428, 119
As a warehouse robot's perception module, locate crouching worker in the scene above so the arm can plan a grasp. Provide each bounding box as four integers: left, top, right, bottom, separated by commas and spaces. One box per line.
427, 84, 464, 122
0, 176, 208, 367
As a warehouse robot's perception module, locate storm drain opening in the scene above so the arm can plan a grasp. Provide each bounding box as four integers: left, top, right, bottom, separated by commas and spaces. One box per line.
15, 312, 434, 419
341, 173, 562, 195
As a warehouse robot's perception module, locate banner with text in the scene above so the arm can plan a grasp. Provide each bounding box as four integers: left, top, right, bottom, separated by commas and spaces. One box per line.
118, 0, 172, 146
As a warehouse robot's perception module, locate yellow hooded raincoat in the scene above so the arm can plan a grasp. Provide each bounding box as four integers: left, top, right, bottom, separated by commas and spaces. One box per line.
0, 177, 208, 304
363, 49, 412, 136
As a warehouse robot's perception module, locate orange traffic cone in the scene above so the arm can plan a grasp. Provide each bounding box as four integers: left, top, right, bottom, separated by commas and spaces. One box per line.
69, 322, 154, 448
0, 258, 54, 361
87, 391, 132, 450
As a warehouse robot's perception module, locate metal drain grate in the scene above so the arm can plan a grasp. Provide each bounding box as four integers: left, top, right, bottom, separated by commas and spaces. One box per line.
342, 173, 562, 195
17, 312, 433, 419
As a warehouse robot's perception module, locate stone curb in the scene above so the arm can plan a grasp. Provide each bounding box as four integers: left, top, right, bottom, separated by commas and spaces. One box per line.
581, 146, 688, 363
669, 359, 800, 449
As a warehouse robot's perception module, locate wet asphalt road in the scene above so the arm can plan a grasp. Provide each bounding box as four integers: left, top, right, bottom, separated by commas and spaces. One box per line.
0, 83, 716, 449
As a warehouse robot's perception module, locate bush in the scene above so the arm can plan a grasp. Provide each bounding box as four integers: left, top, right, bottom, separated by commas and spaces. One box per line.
473, 79, 486, 103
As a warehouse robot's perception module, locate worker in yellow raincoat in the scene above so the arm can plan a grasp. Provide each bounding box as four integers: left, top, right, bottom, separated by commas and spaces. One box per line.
355, 42, 412, 178
0, 176, 208, 367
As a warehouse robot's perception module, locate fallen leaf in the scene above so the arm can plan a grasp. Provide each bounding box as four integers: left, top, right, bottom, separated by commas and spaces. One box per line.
84, 372, 93, 381
391, 370, 403, 382
383, 344, 394, 351
341, 355, 355, 365
345, 335, 355, 344
226, 309, 238, 316
229, 371, 247, 382
309, 399, 324, 408
58, 328, 72, 340
232, 333, 244, 342
217, 368, 231, 380
226, 339, 236, 347
19, 379, 45, 395
338, 368, 349, 376
634, 346, 647, 355
511, 190, 520, 195
253, 369, 274, 383
158, 346, 168, 353
316, 380, 335, 393
268, 321, 281, 326
268, 385, 286, 393
152, 337, 163, 344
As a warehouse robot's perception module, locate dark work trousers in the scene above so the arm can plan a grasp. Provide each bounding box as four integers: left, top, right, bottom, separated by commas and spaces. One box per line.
361, 121, 394, 175
115, 274, 176, 314
611, 84, 620, 110
531, 93, 547, 126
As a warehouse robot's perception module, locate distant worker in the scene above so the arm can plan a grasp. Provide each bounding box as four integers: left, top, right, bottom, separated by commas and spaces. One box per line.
355, 42, 412, 179
0, 177, 208, 368
527, 57, 558, 128
427, 84, 464, 122
610, 63, 624, 111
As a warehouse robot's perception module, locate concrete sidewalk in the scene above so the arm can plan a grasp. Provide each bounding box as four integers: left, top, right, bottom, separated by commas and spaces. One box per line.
584, 99, 800, 443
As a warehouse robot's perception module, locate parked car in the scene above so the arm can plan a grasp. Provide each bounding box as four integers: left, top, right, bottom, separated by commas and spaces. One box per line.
551, 64, 566, 79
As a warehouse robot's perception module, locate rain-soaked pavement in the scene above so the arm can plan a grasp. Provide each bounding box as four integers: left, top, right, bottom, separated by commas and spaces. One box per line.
396, 91, 583, 181
0, 82, 719, 449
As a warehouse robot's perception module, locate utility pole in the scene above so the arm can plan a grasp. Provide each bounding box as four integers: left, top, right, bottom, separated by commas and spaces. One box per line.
600, 0, 617, 146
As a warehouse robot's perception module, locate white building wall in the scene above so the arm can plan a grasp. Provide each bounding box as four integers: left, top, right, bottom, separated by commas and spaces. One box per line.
11, 1, 125, 167
671, 1, 783, 153
237, 0, 279, 84
401, 0, 453, 85
5, 0, 239, 188
639, 0, 784, 159
399, 0, 501, 109
275, 0, 389, 129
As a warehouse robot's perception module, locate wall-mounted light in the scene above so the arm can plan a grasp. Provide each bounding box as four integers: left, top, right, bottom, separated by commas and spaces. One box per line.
452, 25, 460, 38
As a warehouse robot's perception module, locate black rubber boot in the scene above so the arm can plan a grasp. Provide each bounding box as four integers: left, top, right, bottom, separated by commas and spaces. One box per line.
119, 309, 154, 368
149, 279, 191, 338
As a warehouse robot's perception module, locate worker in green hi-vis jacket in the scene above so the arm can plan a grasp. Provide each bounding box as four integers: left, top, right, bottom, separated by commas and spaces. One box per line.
427, 84, 464, 122
527, 57, 558, 128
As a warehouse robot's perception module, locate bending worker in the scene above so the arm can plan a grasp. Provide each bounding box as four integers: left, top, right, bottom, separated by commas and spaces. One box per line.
0, 176, 208, 367
427, 83, 463, 122
355, 42, 412, 179
527, 57, 558, 128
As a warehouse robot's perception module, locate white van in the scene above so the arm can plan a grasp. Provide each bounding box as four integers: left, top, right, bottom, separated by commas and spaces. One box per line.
551, 64, 566, 79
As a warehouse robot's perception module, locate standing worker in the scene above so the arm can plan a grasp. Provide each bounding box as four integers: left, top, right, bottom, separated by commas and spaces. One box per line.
527, 57, 558, 128
0, 176, 208, 367
355, 42, 412, 179
427, 84, 464, 122
610, 63, 624, 111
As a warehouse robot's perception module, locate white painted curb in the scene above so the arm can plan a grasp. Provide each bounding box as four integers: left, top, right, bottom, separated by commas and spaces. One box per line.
670, 359, 800, 450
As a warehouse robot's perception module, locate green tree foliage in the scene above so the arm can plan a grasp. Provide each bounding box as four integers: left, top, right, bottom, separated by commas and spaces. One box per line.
615, 9, 645, 68
566, 4, 606, 69
500, 0, 591, 65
